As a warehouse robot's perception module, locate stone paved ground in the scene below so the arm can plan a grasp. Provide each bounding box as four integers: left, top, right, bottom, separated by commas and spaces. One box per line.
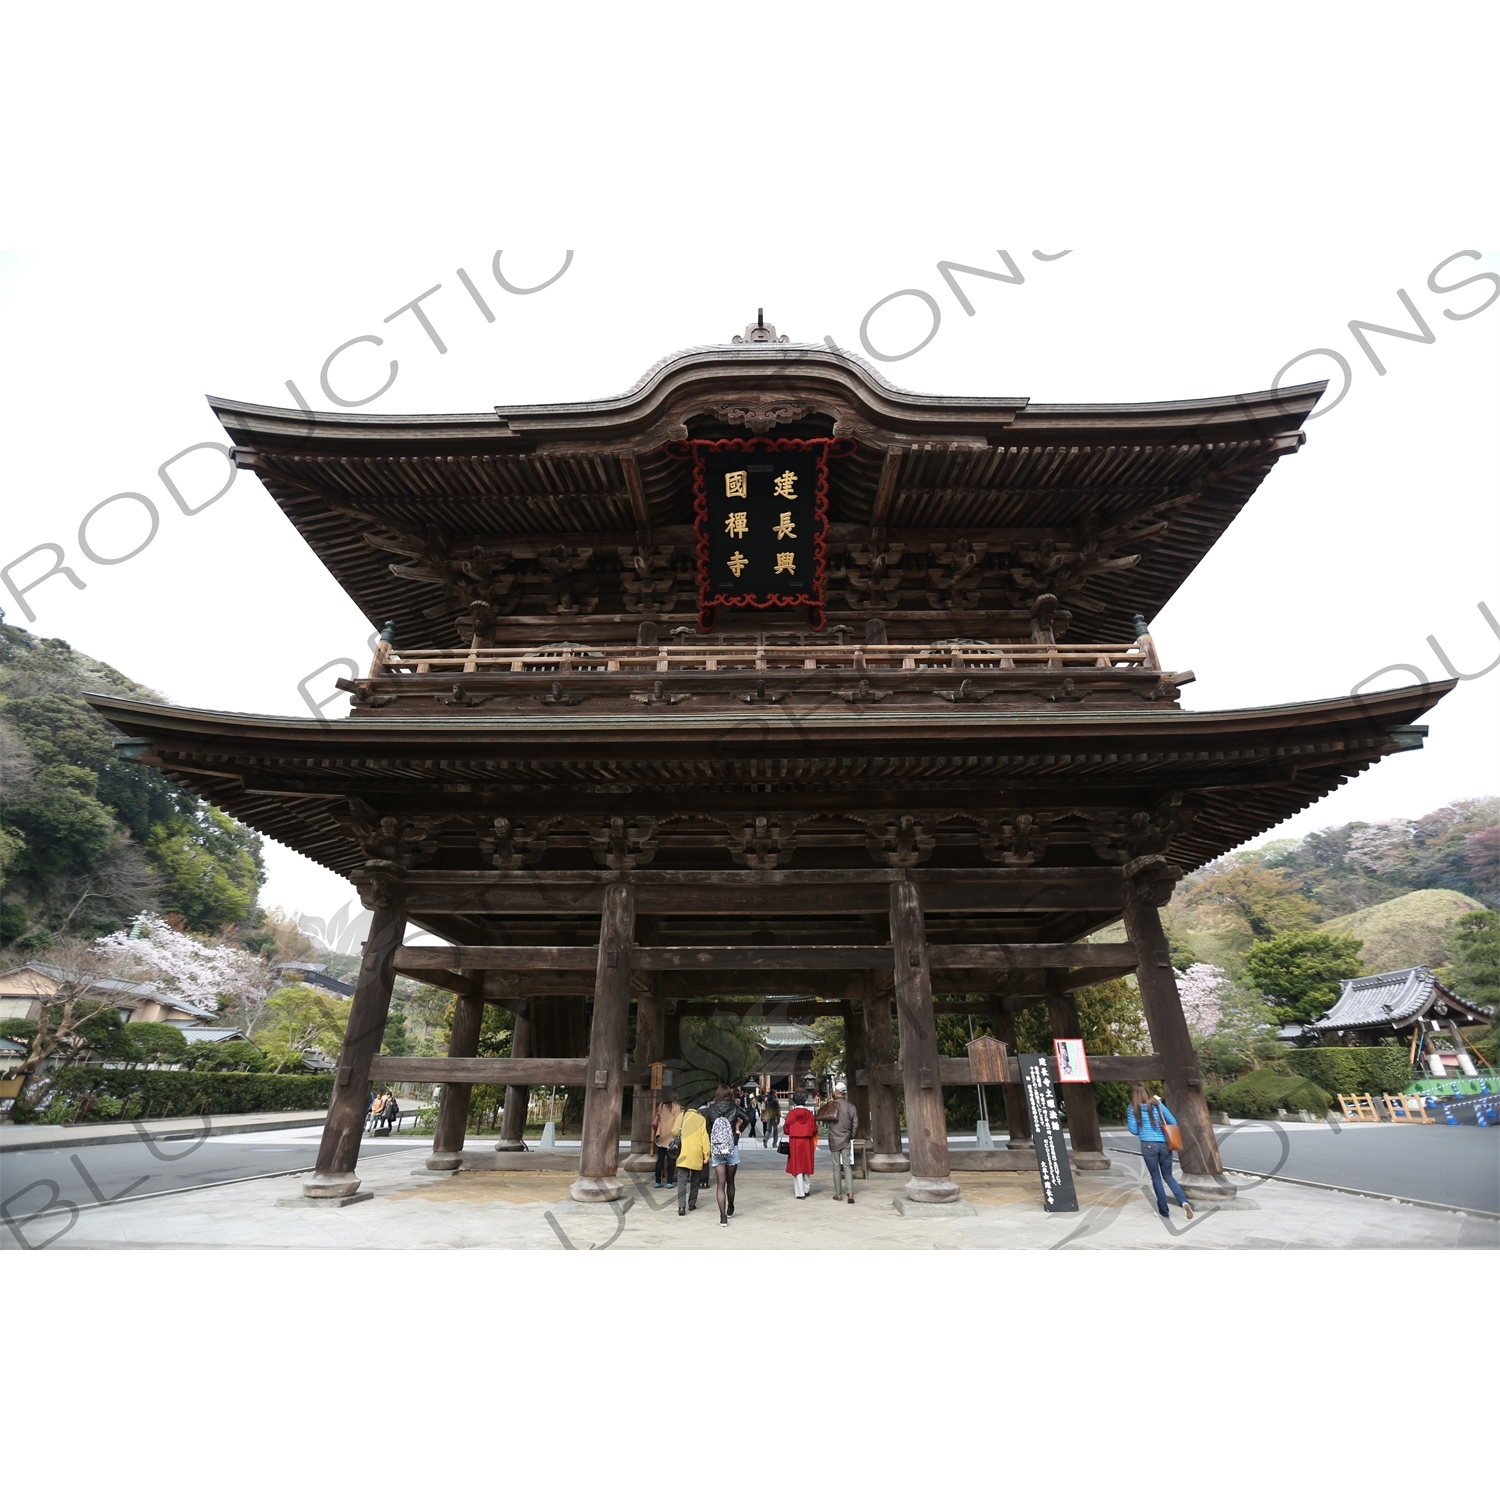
19, 1134, 1495, 1251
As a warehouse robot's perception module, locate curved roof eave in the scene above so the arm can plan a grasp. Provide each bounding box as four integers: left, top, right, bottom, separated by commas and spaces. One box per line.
205, 340, 1327, 451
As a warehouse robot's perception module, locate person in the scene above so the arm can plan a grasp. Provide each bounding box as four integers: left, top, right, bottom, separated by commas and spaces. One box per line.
675, 1100, 710, 1215
824, 1083, 859, 1204
702, 1083, 749, 1225
760, 1092, 781, 1149
783, 1091, 818, 1198
1126, 1083, 1194, 1221
653, 1092, 682, 1189
382, 1091, 401, 1134
370, 1089, 392, 1134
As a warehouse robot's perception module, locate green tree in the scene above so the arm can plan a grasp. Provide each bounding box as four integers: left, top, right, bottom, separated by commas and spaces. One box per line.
1243, 930, 1363, 1024
680, 1014, 764, 1099
254, 984, 352, 1072
123, 1021, 189, 1062
147, 807, 263, 930
1448, 908, 1499, 1008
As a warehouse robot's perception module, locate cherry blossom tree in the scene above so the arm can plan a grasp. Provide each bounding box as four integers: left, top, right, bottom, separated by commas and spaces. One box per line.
94, 913, 273, 1026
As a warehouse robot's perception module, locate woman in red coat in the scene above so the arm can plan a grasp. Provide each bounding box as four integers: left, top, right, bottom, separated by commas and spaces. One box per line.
783, 1092, 818, 1198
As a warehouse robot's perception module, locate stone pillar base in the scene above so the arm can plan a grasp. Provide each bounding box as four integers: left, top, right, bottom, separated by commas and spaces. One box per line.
1180, 1171, 1237, 1201
906, 1175, 961, 1203
570, 1174, 624, 1202
302, 1171, 362, 1201
425, 1152, 463, 1173
621, 1151, 656, 1172
494, 1140, 527, 1153
1006, 1137, 1032, 1150
1071, 1151, 1112, 1171
868, 1152, 911, 1173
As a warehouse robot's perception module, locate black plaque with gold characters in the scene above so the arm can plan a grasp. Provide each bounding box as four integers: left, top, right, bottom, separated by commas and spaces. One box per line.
670, 436, 848, 631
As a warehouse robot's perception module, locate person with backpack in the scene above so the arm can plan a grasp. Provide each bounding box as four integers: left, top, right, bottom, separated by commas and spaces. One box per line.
760, 1092, 781, 1148
783, 1091, 818, 1198
1126, 1083, 1194, 1221
703, 1084, 749, 1225
675, 1101, 710, 1215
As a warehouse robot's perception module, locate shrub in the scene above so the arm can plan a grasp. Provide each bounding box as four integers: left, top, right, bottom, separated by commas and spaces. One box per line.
123, 1022, 189, 1061
42, 1065, 333, 1121
1212, 1069, 1333, 1120
1285, 1045, 1412, 1097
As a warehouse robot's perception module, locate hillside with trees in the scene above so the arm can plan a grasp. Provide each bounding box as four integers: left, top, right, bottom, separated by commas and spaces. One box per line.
0, 620, 265, 950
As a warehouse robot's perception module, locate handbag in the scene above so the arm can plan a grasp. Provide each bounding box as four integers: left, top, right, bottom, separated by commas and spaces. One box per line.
1154, 1104, 1182, 1152
777, 1139, 791, 1155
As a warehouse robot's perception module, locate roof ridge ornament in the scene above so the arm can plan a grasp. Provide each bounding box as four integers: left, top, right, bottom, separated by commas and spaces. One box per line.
732, 308, 789, 345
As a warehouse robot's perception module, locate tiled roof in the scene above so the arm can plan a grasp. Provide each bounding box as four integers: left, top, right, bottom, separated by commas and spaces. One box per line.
4, 963, 216, 1017
760, 1023, 819, 1047
175, 1026, 248, 1043
1313, 967, 1488, 1031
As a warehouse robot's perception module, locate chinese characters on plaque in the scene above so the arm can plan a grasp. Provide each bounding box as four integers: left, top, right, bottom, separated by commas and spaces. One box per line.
700, 448, 820, 605
1020, 1052, 1079, 1212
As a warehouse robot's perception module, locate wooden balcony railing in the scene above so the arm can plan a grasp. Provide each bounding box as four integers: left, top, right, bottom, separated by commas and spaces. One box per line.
338, 632, 1192, 712
370, 638, 1162, 677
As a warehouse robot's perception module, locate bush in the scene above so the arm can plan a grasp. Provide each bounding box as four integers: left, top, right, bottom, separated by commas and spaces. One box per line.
41, 1065, 333, 1121
124, 1022, 189, 1061
1284, 1046, 1412, 1098
1212, 1069, 1333, 1119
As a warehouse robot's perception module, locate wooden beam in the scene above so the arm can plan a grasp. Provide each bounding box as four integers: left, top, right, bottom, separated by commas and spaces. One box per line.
393, 965, 477, 995
396, 945, 597, 972
870, 444, 903, 539
368, 1056, 654, 1087
402, 868, 1129, 918
928, 943, 1137, 971
867, 1053, 1162, 1087
619, 449, 651, 543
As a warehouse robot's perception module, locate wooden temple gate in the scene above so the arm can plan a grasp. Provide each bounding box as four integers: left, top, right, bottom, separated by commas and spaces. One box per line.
89, 319, 1451, 1209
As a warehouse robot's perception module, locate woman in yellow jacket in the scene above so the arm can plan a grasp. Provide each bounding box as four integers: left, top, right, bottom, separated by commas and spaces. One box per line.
675, 1103, 710, 1216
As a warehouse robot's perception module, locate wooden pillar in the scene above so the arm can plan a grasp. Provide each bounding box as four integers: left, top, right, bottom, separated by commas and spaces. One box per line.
988, 1001, 1032, 1150
572, 880, 635, 1202
428, 988, 483, 1171
496, 1000, 532, 1150
1122, 878, 1234, 1199
845, 991, 871, 1152
1045, 972, 1108, 1169
625, 977, 665, 1170
304, 874, 406, 1201
863, 981, 907, 1171
890, 878, 959, 1202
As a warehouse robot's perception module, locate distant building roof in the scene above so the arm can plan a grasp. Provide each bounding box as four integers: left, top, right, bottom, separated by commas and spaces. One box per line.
1313, 967, 1491, 1033
275, 962, 356, 997
177, 1026, 248, 1044
0, 964, 216, 1018
761, 1023, 819, 1047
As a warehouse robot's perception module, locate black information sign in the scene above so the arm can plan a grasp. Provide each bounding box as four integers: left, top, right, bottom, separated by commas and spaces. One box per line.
1020, 1052, 1079, 1213
671, 436, 843, 631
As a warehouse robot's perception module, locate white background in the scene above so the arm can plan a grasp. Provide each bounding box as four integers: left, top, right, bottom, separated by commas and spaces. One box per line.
2, 0, 1495, 1386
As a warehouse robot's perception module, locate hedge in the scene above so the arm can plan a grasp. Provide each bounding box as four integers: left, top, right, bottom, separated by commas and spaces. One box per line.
44, 1066, 334, 1121
1211, 1069, 1333, 1120
1284, 1046, 1412, 1098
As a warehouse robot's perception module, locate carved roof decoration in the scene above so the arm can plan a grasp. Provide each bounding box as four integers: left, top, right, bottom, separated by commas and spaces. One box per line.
210, 340, 1325, 651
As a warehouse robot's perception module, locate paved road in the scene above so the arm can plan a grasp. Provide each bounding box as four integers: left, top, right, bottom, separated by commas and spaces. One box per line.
1104, 1122, 1499, 1213
0, 1125, 428, 1235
